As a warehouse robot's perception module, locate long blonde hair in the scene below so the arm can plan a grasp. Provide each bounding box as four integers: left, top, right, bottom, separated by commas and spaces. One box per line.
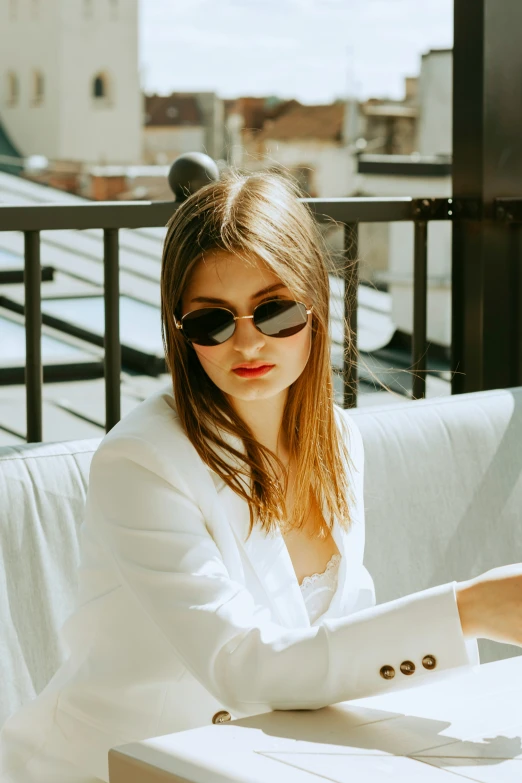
161, 169, 354, 539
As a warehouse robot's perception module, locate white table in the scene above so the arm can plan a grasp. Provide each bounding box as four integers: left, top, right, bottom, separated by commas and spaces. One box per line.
109, 655, 522, 782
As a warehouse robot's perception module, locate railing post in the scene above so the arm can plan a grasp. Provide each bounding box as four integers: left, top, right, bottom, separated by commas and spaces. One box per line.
412, 220, 428, 399
452, 0, 522, 392
342, 223, 359, 408
24, 230, 43, 442
104, 228, 121, 431
517, 225, 522, 385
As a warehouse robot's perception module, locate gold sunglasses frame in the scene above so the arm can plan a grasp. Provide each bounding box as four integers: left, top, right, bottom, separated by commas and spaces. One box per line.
174, 300, 313, 342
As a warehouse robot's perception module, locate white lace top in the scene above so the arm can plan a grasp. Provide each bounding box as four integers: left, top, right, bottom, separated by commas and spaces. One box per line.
299, 553, 342, 624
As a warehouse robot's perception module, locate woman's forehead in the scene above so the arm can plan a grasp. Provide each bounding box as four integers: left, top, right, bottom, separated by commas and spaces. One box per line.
186, 250, 285, 295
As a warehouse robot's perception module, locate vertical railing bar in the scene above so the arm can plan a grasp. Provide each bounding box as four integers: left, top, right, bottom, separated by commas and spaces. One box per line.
343, 222, 359, 408
24, 230, 43, 442
412, 220, 428, 400
513, 222, 522, 387
104, 228, 121, 431
450, 216, 465, 394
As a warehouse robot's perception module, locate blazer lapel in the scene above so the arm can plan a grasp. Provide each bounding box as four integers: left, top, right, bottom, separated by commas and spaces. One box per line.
219, 481, 369, 629
317, 506, 374, 623
202, 423, 310, 629
219, 482, 311, 629
205, 418, 364, 630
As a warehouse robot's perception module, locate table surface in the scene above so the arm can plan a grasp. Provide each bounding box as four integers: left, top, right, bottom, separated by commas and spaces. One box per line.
109, 655, 522, 783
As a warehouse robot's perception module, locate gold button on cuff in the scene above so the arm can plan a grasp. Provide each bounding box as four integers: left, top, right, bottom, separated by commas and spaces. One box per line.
212, 710, 231, 725
379, 665, 395, 680
400, 660, 416, 676
422, 655, 437, 670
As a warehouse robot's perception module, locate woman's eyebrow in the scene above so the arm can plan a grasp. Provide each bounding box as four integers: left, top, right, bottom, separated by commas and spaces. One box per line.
189, 282, 287, 305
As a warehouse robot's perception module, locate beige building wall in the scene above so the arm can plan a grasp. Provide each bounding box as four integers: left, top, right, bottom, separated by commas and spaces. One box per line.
357, 171, 452, 346
0, 0, 61, 159
417, 49, 452, 156
143, 127, 206, 165
321, 222, 389, 285
0, 0, 142, 164
243, 137, 356, 198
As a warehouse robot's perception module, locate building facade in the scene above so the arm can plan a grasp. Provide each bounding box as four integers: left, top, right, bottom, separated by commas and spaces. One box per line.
0, 0, 142, 164
416, 48, 452, 157
143, 92, 225, 165
232, 101, 356, 198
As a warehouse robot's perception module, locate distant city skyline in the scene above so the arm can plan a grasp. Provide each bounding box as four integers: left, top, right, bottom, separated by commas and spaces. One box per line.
139, 0, 453, 104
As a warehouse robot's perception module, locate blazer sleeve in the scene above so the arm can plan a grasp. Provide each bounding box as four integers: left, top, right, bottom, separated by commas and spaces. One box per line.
86, 431, 479, 717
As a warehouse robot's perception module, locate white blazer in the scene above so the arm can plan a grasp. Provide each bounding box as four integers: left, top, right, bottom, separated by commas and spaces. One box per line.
0, 384, 479, 783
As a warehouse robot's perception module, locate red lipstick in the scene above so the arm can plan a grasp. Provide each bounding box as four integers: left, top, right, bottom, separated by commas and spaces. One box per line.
232, 364, 275, 378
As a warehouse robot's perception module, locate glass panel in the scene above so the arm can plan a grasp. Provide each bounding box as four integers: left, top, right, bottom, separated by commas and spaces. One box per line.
0, 315, 88, 363
42, 296, 163, 354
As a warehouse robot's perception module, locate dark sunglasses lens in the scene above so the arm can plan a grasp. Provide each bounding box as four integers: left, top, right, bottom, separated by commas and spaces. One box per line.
182, 308, 235, 346
254, 300, 309, 338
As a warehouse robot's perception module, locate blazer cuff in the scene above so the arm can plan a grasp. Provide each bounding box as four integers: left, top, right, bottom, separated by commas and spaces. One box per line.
332, 580, 481, 700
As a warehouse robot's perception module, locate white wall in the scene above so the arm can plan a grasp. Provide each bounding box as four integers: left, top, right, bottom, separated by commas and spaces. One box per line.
243, 138, 356, 198
60, 0, 142, 164
417, 50, 452, 157
225, 111, 244, 167
0, 0, 62, 158
388, 221, 452, 346
195, 93, 225, 161
0, 0, 142, 164
143, 127, 206, 165
357, 170, 453, 346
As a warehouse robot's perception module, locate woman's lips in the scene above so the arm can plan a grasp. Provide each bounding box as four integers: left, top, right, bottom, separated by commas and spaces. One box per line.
232, 364, 275, 378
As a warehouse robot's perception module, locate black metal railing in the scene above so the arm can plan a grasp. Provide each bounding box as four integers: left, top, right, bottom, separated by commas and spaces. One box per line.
1, 201, 178, 441
306, 196, 461, 408
2, 168, 519, 443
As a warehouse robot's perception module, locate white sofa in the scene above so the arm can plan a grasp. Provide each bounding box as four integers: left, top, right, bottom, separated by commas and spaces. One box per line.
1, 387, 521, 729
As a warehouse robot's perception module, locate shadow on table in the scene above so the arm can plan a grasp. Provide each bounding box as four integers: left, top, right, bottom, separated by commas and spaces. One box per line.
229, 703, 522, 770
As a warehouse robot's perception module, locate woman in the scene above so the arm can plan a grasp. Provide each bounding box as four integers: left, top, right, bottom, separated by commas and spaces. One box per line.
1, 170, 521, 783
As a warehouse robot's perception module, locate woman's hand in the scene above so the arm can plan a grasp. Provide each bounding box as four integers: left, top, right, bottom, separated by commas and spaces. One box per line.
456, 563, 522, 645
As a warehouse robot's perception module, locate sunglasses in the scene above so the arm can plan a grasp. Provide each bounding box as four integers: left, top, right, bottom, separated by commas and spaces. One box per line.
174, 298, 313, 347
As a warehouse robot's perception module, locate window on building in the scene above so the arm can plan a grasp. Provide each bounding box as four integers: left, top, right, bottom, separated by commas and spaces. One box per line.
31, 0, 39, 18
93, 73, 106, 99
109, 0, 118, 20
92, 72, 113, 106
6, 72, 19, 106
9, 0, 17, 21
84, 0, 93, 19
32, 70, 45, 104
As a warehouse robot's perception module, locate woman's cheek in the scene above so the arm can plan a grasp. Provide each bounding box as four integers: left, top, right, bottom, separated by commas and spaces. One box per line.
286, 328, 312, 369
193, 345, 229, 379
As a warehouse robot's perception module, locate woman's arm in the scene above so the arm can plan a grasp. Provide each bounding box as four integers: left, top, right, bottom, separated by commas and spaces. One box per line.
456, 564, 522, 645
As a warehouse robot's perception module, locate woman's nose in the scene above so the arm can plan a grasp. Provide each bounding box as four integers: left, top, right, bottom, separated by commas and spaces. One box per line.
231, 316, 266, 352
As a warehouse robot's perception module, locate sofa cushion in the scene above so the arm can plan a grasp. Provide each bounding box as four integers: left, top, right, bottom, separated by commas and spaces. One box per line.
0, 439, 101, 727
350, 386, 522, 666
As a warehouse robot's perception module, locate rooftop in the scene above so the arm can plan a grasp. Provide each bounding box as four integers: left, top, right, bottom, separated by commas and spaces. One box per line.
256, 102, 345, 143
361, 104, 418, 119
144, 93, 203, 128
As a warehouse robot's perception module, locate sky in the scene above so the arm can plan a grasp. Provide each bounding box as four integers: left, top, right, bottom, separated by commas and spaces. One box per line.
139, 0, 453, 104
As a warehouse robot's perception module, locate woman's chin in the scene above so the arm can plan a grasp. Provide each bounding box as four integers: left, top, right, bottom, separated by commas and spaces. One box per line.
223, 379, 287, 404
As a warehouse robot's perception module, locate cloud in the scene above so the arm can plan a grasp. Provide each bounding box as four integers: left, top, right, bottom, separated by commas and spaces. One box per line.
139, 0, 453, 101
146, 23, 298, 51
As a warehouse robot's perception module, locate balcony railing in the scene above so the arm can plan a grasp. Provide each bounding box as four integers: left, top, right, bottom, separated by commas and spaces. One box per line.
1, 166, 521, 443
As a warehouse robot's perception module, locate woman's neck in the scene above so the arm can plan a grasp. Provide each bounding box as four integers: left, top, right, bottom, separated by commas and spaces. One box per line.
228, 390, 289, 463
